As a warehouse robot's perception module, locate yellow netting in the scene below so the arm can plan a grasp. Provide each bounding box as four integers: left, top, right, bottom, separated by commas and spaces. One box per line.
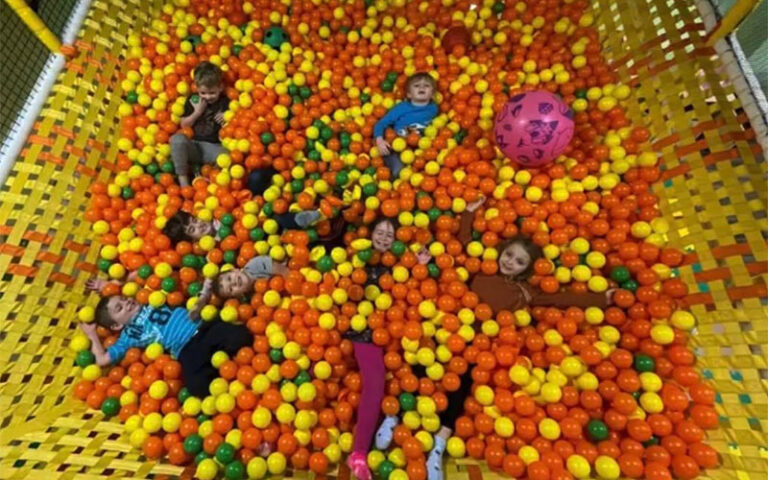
0, 0, 766, 478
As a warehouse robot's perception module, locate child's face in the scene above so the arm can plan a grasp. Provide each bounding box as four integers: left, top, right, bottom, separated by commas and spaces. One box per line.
184, 217, 216, 240
107, 296, 141, 330
218, 270, 252, 298
407, 78, 434, 104
372, 221, 395, 252
498, 243, 532, 277
197, 83, 223, 103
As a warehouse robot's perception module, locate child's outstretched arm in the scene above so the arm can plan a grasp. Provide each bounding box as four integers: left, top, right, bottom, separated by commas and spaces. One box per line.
79, 323, 112, 366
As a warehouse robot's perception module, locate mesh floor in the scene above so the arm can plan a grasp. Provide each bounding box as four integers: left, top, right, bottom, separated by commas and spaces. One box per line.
0, 0, 766, 478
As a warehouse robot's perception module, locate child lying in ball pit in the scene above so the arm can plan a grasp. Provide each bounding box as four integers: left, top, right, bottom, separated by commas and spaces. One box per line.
79, 293, 252, 398
187, 256, 290, 319
372, 198, 614, 480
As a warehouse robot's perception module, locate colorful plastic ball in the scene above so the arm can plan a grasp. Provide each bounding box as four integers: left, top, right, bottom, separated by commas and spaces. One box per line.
446, 437, 466, 458
70, 334, 91, 352
82, 364, 101, 381
247, 457, 267, 479
567, 454, 592, 478
266, 452, 287, 474
378, 459, 396, 479
671, 310, 696, 330
225, 460, 245, 480
77, 306, 95, 323
263, 26, 288, 49
100, 397, 120, 417
441, 25, 471, 53
196, 458, 218, 480
493, 90, 574, 167
634, 353, 655, 373
75, 349, 95, 367
398, 392, 416, 411
586, 419, 609, 441
216, 442, 236, 464
650, 324, 675, 344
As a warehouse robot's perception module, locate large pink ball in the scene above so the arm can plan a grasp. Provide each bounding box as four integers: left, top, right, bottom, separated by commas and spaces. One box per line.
494, 91, 574, 168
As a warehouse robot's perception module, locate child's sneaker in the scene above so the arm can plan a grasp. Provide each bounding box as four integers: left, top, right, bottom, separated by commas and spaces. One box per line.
374, 415, 398, 450
295, 210, 321, 228
346, 451, 372, 480
427, 436, 446, 480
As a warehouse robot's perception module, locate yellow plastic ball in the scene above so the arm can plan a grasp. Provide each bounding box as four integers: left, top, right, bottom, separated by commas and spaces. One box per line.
148, 380, 169, 400
474, 385, 494, 406
247, 457, 268, 479
77, 306, 95, 323
567, 454, 591, 479
82, 364, 101, 381
494, 417, 515, 437
196, 458, 218, 480
650, 324, 675, 345
595, 455, 621, 479
671, 311, 696, 331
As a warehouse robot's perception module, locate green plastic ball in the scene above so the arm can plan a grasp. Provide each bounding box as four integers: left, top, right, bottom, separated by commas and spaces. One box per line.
125, 91, 138, 103
378, 460, 395, 479
101, 397, 120, 416
610, 266, 631, 283
215, 442, 236, 464
263, 26, 288, 50
138, 264, 152, 279
250, 228, 265, 241
76, 349, 95, 367
225, 460, 245, 480
161, 277, 177, 292
184, 434, 203, 454
269, 348, 284, 363
634, 354, 655, 373
390, 241, 406, 257
97, 258, 112, 272
586, 419, 609, 442
316, 255, 334, 272
398, 392, 416, 411
221, 213, 235, 226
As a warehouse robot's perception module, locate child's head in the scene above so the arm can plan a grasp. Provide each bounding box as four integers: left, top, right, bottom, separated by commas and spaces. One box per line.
95, 295, 140, 331
497, 236, 543, 279
163, 211, 216, 244
193, 61, 223, 103
405, 73, 436, 105
371, 218, 398, 252
213, 269, 252, 298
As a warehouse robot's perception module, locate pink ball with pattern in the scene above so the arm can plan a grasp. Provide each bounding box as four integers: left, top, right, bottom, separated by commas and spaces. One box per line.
494, 91, 574, 168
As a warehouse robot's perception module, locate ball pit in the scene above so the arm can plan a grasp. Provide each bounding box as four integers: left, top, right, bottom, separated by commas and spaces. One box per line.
45, 0, 729, 478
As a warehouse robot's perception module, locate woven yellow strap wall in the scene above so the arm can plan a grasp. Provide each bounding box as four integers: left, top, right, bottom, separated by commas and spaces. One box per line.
0, 0, 765, 479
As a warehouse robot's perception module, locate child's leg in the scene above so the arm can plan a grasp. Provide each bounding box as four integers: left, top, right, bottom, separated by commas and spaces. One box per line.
345, 342, 384, 480
427, 369, 474, 480
247, 167, 277, 196
197, 141, 227, 166
170, 133, 201, 187
384, 153, 405, 179
352, 342, 385, 452
178, 322, 253, 397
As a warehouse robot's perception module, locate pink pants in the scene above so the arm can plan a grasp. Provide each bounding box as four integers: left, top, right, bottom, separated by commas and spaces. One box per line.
352, 342, 385, 453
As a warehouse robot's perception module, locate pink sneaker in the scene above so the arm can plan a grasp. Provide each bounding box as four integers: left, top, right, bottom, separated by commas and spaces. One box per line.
346, 451, 372, 480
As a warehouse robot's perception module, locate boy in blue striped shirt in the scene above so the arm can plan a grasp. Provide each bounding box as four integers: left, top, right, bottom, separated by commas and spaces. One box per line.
373, 73, 439, 179
79, 295, 252, 397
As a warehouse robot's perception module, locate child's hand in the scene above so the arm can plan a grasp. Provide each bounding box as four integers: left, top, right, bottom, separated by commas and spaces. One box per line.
605, 288, 617, 304
193, 98, 208, 114
214, 112, 225, 125
79, 322, 98, 336
86, 278, 107, 292
416, 248, 432, 265
376, 137, 391, 156
466, 195, 486, 213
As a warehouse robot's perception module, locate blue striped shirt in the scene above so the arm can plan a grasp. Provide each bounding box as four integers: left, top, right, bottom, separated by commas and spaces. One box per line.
106, 306, 200, 362
373, 101, 438, 138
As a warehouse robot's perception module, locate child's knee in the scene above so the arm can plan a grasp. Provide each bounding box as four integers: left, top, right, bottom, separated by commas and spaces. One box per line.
170, 133, 188, 147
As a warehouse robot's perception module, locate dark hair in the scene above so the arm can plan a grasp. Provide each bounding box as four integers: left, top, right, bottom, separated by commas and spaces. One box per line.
212, 272, 235, 298
405, 72, 436, 94
163, 211, 194, 244
95, 296, 117, 329
194, 61, 223, 88
370, 216, 399, 232
498, 235, 544, 280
